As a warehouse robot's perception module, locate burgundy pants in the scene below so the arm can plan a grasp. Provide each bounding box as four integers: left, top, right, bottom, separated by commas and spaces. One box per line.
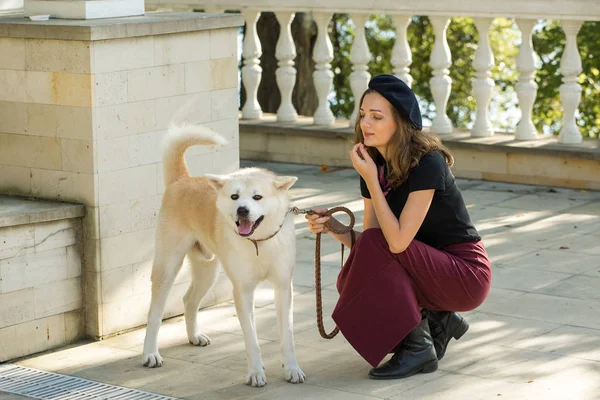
331, 228, 491, 367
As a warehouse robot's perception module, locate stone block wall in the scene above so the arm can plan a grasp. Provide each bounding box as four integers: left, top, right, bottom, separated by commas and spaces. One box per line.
0, 216, 84, 362
0, 13, 243, 340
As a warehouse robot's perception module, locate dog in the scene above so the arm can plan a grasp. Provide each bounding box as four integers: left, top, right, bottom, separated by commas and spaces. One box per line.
142, 124, 305, 387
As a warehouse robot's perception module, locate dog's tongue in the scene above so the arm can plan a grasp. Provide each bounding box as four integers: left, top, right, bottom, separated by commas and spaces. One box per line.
238, 220, 253, 235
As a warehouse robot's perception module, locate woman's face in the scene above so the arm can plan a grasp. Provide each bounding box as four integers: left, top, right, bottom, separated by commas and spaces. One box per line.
359, 92, 398, 154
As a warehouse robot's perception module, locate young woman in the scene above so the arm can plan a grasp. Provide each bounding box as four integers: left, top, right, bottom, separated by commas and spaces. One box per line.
306, 74, 491, 380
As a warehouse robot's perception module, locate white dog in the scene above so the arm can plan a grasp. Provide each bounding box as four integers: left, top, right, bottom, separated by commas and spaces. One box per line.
142, 125, 305, 387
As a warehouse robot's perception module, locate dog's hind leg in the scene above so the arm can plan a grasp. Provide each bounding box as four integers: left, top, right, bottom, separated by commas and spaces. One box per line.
143, 229, 192, 368
184, 243, 219, 347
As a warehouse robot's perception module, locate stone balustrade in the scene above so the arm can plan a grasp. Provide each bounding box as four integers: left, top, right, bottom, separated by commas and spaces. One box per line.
146, 0, 600, 144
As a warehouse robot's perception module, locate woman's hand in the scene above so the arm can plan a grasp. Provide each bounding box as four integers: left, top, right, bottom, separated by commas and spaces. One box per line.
305, 208, 331, 234
350, 143, 378, 185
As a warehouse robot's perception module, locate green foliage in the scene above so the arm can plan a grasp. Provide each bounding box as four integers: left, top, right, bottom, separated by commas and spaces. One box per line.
328, 15, 599, 137
330, 14, 354, 118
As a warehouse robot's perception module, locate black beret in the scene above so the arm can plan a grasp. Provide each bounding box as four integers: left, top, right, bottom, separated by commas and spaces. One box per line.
367, 74, 422, 131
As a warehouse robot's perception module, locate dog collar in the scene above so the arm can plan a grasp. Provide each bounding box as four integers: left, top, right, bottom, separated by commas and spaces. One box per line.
246, 208, 297, 256
248, 227, 283, 256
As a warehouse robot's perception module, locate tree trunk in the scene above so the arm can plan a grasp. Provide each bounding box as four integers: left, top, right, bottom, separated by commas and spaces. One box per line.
243, 12, 318, 117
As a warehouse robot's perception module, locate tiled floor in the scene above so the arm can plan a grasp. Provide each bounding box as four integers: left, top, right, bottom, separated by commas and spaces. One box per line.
3, 160, 600, 399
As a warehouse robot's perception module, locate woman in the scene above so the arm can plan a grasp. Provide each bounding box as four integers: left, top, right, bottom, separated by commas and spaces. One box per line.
306, 74, 491, 380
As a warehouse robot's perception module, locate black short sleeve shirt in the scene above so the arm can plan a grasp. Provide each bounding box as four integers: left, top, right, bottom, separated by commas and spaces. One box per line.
360, 151, 481, 248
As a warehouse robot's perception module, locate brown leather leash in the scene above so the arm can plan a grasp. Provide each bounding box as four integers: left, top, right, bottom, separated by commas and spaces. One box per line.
292, 206, 356, 339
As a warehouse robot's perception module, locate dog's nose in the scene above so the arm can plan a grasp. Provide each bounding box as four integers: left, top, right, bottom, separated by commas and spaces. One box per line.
237, 207, 250, 218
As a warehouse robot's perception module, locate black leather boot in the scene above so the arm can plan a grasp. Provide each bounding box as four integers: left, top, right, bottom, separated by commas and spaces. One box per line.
389, 341, 403, 354
427, 311, 469, 361
369, 316, 438, 380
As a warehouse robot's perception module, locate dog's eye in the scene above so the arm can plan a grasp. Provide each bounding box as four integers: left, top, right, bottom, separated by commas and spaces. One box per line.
253, 195, 262, 201
230, 194, 239, 200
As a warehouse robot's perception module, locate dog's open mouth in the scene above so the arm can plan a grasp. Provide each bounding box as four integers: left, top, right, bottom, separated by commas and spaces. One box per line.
236, 216, 264, 237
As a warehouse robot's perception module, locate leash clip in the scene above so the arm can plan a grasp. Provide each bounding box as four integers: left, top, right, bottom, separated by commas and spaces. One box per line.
290, 206, 315, 215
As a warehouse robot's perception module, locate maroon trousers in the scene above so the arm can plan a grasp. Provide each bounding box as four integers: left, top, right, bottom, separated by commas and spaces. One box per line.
331, 228, 491, 367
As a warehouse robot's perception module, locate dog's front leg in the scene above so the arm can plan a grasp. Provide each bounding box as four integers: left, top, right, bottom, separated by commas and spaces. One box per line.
274, 282, 305, 383
233, 287, 266, 387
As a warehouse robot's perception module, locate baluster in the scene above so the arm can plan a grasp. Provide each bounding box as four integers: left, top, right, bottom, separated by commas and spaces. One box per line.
275, 12, 298, 122
349, 13, 371, 124
391, 15, 413, 87
515, 19, 539, 140
558, 20, 583, 144
312, 12, 335, 125
471, 18, 495, 137
241, 10, 263, 120
429, 17, 453, 134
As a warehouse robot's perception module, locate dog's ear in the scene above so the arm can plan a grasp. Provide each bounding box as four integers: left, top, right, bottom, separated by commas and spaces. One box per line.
205, 174, 227, 190
273, 176, 298, 191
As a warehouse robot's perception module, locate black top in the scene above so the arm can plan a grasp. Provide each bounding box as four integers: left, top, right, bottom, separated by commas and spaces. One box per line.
360, 151, 481, 248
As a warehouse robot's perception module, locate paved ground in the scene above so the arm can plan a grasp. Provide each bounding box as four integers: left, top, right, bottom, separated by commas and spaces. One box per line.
3, 160, 600, 399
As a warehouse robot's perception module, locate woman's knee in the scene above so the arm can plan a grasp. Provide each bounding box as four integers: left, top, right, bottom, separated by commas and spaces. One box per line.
354, 228, 389, 254
357, 228, 385, 246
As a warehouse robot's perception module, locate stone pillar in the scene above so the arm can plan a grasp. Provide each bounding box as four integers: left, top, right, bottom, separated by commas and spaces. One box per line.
349, 13, 371, 125
312, 11, 335, 126
391, 15, 413, 88
241, 10, 263, 120
515, 19, 540, 140
275, 12, 298, 122
471, 18, 495, 137
429, 17, 453, 134
558, 20, 583, 144
0, 12, 244, 339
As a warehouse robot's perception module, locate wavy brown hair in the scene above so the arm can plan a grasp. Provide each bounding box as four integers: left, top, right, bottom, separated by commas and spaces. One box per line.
354, 88, 454, 189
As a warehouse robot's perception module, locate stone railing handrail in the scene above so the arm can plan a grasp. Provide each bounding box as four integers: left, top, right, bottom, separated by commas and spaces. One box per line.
147, 0, 600, 21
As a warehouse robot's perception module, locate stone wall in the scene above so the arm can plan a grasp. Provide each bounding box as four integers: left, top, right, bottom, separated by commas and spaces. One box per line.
0, 12, 243, 340
0, 197, 85, 362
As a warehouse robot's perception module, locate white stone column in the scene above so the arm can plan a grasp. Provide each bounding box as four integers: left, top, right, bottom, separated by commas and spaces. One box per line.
349, 13, 371, 124
558, 20, 583, 144
275, 12, 298, 122
515, 19, 539, 140
241, 10, 263, 120
429, 17, 453, 134
312, 12, 335, 125
391, 15, 413, 87
471, 18, 495, 137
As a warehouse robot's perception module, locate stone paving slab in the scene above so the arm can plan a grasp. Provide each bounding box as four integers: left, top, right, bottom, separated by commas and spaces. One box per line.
6, 160, 600, 399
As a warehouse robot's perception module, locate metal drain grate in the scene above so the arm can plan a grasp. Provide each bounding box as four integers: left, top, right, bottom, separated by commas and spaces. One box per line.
0, 364, 180, 400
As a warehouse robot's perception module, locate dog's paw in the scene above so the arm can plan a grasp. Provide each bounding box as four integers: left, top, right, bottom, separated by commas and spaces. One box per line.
246, 370, 267, 387
284, 364, 306, 384
143, 353, 163, 368
188, 332, 211, 347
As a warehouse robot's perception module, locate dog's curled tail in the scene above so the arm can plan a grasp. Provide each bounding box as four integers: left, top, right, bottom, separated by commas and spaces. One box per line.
162, 124, 228, 186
